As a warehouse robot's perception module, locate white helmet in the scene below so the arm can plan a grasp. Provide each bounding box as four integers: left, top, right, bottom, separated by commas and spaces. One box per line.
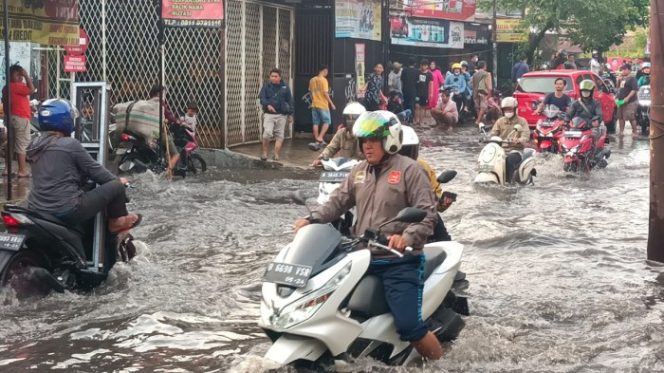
399, 125, 420, 160
500, 97, 518, 109
342, 101, 367, 116
353, 110, 403, 155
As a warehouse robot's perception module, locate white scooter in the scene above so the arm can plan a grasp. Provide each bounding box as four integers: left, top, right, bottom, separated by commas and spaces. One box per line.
475, 125, 537, 186
259, 208, 469, 369
316, 157, 359, 236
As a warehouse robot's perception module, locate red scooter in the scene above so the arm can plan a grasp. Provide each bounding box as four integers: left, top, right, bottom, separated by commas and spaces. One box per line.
533, 105, 566, 154
561, 116, 611, 173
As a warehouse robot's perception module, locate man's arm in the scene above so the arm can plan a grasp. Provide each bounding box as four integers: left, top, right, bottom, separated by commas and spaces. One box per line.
310, 168, 356, 223
624, 78, 638, 102
71, 140, 117, 185
323, 80, 336, 110
487, 73, 493, 95
490, 119, 502, 136
517, 119, 530, 144
402, 164, 437, 248
259, 85, 269, 107
320, 130, 343, 159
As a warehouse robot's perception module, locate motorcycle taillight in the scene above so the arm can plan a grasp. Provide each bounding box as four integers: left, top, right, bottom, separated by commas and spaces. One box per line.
2, 213, 32, 228
120, 133, 135, 142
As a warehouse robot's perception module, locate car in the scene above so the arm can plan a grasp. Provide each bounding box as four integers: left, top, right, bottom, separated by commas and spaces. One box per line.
514, 70, 617, 133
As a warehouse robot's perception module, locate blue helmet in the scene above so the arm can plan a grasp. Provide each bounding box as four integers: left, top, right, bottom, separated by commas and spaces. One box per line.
38, 99, 77, 135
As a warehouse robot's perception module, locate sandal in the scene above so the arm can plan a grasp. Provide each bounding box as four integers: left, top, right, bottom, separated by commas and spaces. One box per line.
109, 214, 143, 234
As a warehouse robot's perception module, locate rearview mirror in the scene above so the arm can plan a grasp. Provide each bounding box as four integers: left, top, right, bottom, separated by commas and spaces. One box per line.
437, 170, 457, 184
394, 207, 427, 224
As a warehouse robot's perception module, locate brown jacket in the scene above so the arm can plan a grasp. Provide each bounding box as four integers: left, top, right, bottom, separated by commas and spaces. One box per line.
311, 154, 437, 248
320, 128, 364, 160
490, 115, 530, 150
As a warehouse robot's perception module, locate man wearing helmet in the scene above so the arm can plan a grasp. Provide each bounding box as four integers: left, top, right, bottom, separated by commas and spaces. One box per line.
294, 111, 443, 360
638, 63, 651, 87
490, 97, 531, 182
26, 99, 141, 233
311, 102, 366, 166
569, 79, 604, 145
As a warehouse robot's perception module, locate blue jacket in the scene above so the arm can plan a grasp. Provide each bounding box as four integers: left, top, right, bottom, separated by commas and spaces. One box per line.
444, 73, 467, 95
511, 62, 529, 83
259, 81, 294, 115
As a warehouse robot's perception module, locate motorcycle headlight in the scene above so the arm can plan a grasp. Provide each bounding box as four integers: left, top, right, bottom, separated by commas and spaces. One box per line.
268, 261, 352, 329
639, 99, 651, 106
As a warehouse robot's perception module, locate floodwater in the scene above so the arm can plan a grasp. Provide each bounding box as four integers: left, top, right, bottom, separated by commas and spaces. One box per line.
0, 125, 661, 373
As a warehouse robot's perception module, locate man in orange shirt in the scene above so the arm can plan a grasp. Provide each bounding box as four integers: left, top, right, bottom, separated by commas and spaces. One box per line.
309, 65, 336, 147
2, 65, 34, 178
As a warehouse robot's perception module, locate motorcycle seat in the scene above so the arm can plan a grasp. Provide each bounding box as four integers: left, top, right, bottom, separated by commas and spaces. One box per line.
347, 249, 447, 318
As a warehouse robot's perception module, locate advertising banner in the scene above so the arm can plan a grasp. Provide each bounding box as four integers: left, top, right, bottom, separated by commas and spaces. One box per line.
463, 23, 490, 45
162, 0, 224, 27
390, 16, 464, 49
355, 43, 365, 98
403, 0, 476, 22
64, 55, 86, 73
0, 0, 79, 45
335, 0, 382, 41
496, 18, 528, 43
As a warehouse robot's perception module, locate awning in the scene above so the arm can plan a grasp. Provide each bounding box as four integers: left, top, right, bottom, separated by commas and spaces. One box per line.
0, 0, 80, 46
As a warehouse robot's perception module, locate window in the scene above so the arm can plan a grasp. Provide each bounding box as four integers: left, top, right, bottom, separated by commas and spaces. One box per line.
517, 76, 573, 94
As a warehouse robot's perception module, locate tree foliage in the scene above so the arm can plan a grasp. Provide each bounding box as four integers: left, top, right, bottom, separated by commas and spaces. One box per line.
478, 0, 649, 59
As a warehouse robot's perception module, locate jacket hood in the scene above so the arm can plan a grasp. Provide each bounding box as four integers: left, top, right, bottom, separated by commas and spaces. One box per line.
26, 132, 58, 162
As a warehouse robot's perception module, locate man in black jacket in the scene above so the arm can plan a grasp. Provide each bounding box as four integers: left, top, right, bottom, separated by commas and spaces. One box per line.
259, 68, 294, 161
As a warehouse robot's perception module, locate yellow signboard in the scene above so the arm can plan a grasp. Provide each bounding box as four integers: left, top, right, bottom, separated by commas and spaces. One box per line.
496, 18, 528, 43
0, 0, 80, 46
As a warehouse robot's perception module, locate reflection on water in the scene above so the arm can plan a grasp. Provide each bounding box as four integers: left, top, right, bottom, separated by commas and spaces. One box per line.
0, 128, 662, 372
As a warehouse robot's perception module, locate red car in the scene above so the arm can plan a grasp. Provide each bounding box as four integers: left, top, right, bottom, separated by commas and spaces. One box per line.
513, 70, 617, 132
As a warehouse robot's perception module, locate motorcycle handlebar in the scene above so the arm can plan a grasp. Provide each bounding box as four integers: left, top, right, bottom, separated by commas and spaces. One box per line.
368, 240, 413, 258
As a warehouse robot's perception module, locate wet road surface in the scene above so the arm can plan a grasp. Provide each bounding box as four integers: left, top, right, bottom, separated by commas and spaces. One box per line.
0, 125, 661, 372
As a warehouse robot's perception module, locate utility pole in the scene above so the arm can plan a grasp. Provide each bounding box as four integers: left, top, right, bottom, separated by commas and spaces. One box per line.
648, 0, 664, 263
492, 0, 498, 90
3, 0, 12, 201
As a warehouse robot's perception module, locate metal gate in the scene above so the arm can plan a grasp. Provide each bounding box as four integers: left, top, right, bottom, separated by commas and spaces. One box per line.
224, 1, 294, 147
45, 0, 293, 148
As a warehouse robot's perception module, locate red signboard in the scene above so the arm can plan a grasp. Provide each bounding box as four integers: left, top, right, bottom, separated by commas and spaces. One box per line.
64, 28, 89, 56
64, 55, 87, 73
404, 0, 476, 22
161, 0, 224, 27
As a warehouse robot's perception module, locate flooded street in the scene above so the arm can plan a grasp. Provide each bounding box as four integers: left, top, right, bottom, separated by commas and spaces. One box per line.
0, 126, 661, 372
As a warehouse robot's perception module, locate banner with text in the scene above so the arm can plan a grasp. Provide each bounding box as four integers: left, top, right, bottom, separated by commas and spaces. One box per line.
390, 16, 464, 49
335, 0, 382, 41
0, 0, 79, 45
496, 18, 527, 43
355, 43, 365, 98
162, 0, 224, 27
401, 0, 476, 22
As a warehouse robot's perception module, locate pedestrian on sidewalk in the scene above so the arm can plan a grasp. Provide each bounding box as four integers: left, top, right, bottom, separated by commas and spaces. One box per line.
309, 65, 336, 148
471, 61, 493, 127
364, 63, 387, 112
615, 63, 639, 137
431, 89, 458, 130
2, 65, 34, 178
401, 57, 419, 120
388, 61, 403, 95
414, 59, 433, 125
511, 55, 529, 84
259, 68, 293, 161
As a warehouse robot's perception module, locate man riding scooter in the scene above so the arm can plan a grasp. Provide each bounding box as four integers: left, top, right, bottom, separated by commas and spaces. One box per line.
490, 97, 531, 183
294, 110, 444, 360
27, 99, 142, 233
568, 79, 604, 148
311, 102, 366, 166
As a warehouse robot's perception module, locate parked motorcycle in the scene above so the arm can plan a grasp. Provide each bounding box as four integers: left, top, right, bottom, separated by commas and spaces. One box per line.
475, 125, 537, 187
636, 85, 651, 136
259, 207, 469, 368
561, 116, 610, 172
0, 187, 139, 298
533, 105, 566, 154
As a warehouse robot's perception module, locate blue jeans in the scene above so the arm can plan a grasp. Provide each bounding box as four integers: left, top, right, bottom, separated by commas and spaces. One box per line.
369, 254, 428, 341
311, 108, 331, 126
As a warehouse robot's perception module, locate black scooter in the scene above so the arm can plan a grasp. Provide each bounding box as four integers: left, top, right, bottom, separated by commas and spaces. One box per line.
636, 85, 651, 136
0, 193, 137, 298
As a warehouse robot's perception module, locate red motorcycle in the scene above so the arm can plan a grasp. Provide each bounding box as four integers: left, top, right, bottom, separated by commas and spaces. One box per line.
533, 105, 566, 154
561, 116, 611, 173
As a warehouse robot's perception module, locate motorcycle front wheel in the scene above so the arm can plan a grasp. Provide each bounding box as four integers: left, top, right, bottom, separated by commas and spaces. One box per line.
187, 154, 207, 175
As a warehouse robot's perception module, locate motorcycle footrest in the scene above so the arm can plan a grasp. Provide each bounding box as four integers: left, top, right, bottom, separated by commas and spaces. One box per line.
429, 307, 465, 342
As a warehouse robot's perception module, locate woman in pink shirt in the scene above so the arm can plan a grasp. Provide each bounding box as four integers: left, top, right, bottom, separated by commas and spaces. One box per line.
428, 61, 445, 110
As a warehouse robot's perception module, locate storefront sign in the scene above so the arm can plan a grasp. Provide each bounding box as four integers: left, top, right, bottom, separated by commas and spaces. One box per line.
64, 55, 86, 73
335, 0, 382, 41
496, 19, 528, 43
463, 24, 490, 45
390, 16, 464, 49
64, 28, 89, 56
161, 0, 224, 27
355, 43, 365, 98
0, 0, 79, 45
403, 0, 476, 22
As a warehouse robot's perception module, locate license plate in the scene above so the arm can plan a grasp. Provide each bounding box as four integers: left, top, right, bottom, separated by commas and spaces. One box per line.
0, 233, 25, 252
478, 164, 493, 172
565, 131, 583, 138
263, 262, 313, 288
320, 171, 349, 183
